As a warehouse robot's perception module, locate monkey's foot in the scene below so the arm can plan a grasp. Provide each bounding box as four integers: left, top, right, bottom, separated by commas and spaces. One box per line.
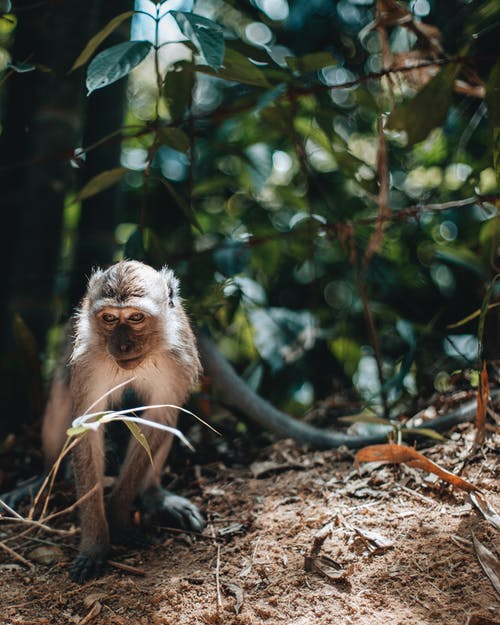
70, 552, 106, 584
140, 488, 205, 533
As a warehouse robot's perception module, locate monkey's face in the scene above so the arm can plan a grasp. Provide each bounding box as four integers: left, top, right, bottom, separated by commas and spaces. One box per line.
96, 306, 158, 369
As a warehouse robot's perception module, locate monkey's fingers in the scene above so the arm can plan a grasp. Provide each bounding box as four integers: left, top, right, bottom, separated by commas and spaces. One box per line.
70, 552, 106, 584
143, 491, 206, 533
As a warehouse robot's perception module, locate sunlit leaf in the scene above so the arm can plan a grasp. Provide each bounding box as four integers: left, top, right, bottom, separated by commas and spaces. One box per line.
388, 62, 461, 146
170, 11, 224, 70
76, 167, 128, 201
67, 425, 91, 437
285, 51, 337, 73
123, 420, 154, 465
356, 444, 478, 492
71, 11, 135, 72
86, 40, 152, 94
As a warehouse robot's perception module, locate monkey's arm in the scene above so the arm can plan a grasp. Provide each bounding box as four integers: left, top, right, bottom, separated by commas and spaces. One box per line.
197, 333, 487, 448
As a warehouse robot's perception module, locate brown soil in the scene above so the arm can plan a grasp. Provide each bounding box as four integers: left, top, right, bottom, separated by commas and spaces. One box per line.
1, 430, 499, 625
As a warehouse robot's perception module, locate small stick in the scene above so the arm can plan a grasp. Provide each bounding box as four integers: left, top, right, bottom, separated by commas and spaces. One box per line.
215, 544, 222, 608
107, 559, 146, 577
0, 540, 34, 568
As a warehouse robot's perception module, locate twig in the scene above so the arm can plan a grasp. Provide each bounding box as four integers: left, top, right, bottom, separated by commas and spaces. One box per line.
107, 559, 146, 577
215, 544, 223, 608
0, 540, 34, 568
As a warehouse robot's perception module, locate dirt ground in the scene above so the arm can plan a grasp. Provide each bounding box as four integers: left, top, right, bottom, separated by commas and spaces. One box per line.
1, 428, 499, 625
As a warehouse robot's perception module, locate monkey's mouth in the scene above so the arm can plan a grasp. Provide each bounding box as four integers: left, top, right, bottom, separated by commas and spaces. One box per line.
115, 356, 144, 370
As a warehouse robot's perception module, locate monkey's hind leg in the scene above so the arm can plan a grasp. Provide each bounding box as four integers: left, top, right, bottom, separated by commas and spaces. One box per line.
139, 434, 205, 533
108, 420, 204, 544
70, 429, 109, 583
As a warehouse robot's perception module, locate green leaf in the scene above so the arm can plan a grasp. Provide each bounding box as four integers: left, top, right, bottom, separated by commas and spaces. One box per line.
77, 167, 128, 201
197, 48, 270, 88
164, 61, 195, 121
71, 10, 135, 72
170, 11, 224, 70
285, 51, 337, 73
123, 420, 154, 465
66, 425, 91, 437
158, 127, 190, 153
387, 62, 460, 146
485, 59, 500, 186
86, 40, 152, 94
404, 427, 445, 441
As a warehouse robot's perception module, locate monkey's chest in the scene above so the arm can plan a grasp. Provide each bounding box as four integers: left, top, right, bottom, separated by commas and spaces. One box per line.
104, 389, 143, 475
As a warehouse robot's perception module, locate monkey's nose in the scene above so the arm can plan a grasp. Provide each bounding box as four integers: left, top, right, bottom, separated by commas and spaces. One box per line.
119, 342, 132, 353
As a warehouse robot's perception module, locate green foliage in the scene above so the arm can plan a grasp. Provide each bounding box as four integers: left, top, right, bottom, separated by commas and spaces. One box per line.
86, 40, 153, 94
70, 10, 135, 72
76, 167, 128, 200
486, 60, 500, 186
170, 11, 224, 70
3, 0, 499, 423
388, 62, 461, 146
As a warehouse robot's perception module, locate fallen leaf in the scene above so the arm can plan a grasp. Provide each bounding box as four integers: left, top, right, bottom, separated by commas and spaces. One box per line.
224, 582, 244, 614
304, 555, 352, 583
28, 545, 66, 565
470, 492, 500, 530
351, 526, 394, 554
355, 444, 478, 493
471, 533, 500, 597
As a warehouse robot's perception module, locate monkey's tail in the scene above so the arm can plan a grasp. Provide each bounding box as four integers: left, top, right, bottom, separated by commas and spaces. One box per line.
197, 333, 483, 450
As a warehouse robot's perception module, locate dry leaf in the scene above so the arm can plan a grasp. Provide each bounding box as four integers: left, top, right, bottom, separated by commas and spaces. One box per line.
472, 533, 500, 597
77, 601, 102, 625
304, 555, 352, 582
28, 545, 66, 565
351, 526, 394, 554
224, 582, 244, 614
355, 444, 478, 493
470, 492, 500, 531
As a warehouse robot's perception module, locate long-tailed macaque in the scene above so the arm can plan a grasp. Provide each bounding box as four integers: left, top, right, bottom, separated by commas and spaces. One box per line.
41, 260, 203, 583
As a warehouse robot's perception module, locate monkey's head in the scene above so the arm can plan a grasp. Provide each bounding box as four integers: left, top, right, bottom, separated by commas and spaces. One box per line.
73, 260, 181, 369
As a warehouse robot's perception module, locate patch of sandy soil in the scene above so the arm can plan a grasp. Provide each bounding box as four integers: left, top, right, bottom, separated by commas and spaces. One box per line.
1, 430, 499, 625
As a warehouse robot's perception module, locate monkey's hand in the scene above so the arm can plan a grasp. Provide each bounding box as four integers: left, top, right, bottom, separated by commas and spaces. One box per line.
140, 487, 205, 533
70, 549, 107, 584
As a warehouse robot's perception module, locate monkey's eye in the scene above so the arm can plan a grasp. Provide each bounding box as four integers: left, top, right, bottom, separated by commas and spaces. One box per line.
128, 312, 145, 323
102, 313, 118, 324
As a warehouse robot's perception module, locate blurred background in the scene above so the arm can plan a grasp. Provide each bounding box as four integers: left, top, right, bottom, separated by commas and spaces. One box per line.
0, 0, 498, 473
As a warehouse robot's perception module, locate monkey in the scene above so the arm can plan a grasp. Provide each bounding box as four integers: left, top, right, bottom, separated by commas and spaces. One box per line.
39, 260, 203, 583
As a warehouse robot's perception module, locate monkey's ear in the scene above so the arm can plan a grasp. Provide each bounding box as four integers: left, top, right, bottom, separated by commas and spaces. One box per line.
159, 267, 180, 308
86, 267, 104, 290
